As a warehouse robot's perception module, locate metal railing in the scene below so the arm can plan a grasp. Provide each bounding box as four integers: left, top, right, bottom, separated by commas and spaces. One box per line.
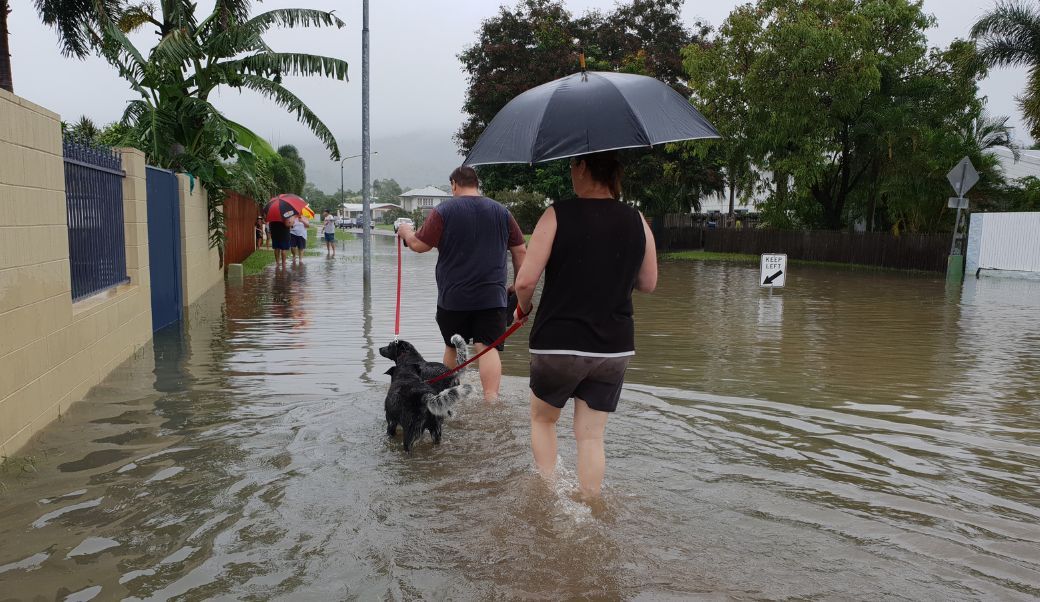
63, 138, 129, 301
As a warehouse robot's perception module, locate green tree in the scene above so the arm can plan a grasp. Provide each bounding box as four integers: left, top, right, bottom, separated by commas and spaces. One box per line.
373, 178, 403, 202
272, 145, 306, 195
694, 0, 990, 231
496, 190, 547, 233
972, 0, 1040, 141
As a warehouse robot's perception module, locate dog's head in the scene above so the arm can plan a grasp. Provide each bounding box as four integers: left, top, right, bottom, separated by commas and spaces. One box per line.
379, 339, 422, 364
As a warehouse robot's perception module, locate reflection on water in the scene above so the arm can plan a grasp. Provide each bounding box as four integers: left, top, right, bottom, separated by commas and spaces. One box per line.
1, 236, 1037, 600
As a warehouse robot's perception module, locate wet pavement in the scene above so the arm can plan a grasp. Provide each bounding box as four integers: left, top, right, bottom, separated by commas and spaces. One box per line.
1, 235, 1038, 600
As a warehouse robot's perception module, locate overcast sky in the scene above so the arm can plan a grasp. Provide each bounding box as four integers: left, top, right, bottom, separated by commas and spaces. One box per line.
7, 0, 1029, 192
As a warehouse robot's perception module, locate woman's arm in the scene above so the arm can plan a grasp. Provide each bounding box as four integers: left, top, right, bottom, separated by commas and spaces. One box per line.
635, 212, 657, 293
513, 207, 556, 319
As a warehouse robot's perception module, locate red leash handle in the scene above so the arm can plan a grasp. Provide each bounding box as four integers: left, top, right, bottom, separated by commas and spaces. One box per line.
395, 235, 402, 339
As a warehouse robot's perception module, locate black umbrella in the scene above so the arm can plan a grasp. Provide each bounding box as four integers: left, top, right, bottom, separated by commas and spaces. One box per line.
464, 71, 720, 166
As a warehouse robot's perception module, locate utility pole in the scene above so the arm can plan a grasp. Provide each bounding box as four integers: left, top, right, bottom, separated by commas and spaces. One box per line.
361, 0, 372, 279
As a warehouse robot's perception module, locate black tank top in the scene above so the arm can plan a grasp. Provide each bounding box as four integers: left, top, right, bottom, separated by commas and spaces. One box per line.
529, 198, 645, 355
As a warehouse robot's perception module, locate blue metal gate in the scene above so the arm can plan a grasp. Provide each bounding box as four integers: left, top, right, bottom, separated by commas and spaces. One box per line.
63, 138, 129, 301
145, 167, 183, 332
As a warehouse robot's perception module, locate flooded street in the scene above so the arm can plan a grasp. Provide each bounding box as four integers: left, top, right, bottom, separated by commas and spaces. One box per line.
1, 235, 1038, 600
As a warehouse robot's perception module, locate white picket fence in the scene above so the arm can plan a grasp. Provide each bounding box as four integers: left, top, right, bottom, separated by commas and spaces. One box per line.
966, 212, 1040, 277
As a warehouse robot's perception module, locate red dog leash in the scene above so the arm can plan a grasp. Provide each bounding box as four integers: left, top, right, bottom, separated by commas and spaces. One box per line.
426, 304, 531, 385
395, 235, 403, 340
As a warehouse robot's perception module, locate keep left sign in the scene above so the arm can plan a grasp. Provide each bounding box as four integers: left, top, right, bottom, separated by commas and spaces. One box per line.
760, 254, 787, 288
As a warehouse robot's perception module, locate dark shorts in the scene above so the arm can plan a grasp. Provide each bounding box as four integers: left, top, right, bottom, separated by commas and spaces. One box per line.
324, 232, 335, 242
436, 306, 507, 351
530, 354, 631, 412
290, 234, 307, 249
272, 238, 291, 251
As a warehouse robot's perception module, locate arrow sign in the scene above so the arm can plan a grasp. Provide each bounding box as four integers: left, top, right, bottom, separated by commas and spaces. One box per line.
947, 157, 979, 198
760, 254, 787, 288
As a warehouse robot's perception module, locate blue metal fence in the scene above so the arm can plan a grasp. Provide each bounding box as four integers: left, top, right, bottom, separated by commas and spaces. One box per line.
63, 138, 129, 301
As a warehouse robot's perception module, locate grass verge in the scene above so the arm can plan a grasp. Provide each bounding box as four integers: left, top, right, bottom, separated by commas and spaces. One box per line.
241, 226, 355, 276
661, 250, 938, 275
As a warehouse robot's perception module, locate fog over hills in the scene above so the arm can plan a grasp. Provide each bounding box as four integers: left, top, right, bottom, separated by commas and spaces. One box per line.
293, 129, 466, 195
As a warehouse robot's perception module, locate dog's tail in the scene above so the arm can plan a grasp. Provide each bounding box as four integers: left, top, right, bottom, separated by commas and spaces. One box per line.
424, 384, 472, 418
450, 334, 469, 366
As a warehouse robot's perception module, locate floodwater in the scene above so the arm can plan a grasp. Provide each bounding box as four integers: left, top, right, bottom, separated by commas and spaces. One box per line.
2, 235, 1038, 600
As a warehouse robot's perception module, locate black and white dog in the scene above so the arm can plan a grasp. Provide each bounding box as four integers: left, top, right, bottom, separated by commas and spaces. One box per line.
379, 335, 471, 451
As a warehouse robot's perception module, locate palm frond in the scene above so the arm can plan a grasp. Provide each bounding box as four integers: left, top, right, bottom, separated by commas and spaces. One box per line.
226, 52, 349, 80
238, 74, 341, 159
971, 0, 1040, 68
225, 119, 278, 160
203, 9, 343, 57
151, 26, 204, 66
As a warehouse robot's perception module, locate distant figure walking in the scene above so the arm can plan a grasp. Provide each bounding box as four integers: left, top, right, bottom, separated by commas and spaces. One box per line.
290, 214, 309, 264
322, 210, 336, 257
255, 216, 265, 250
397, 166, 527, 402
514, 151, 657, 499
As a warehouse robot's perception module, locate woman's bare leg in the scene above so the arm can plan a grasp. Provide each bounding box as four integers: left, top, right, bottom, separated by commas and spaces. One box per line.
573, 398, 609, 498
530, 394, 562, 479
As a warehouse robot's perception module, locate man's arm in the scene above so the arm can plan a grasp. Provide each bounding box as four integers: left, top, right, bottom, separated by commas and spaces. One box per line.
506, 214, 526, 287
397, 223, 432, 253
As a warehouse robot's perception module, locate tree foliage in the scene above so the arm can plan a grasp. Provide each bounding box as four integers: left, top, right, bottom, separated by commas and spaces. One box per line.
972, 0, 1040, 141
272, 145, 306, 195
686, 0, 1010, 232
373, 178, 403, 202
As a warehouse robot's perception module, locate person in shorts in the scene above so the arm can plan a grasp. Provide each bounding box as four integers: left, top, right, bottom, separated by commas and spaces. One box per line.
322, 209, 336, 256
255, 216, 265, 249
513, 151, 657, 498
289, 214, 309, 263
397, 166, 527, 402
268, 216, 292, 268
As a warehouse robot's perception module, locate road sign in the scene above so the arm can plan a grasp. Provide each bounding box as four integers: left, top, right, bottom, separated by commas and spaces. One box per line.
760, 253, 787, 288
947, 157, 979, 198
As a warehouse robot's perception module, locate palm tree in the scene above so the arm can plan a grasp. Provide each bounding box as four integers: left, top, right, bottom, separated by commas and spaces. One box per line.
100, 3, 347, 167
0, 0, 122, 93
971, 1, 1040, 140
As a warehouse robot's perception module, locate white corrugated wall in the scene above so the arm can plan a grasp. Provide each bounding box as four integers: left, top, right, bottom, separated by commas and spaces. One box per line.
967, 212, 1040, 274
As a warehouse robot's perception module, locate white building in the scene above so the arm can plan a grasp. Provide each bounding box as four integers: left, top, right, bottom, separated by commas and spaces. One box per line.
340, 202, 402, 222
989, 147, 1040, 181
399, 186, 451, 214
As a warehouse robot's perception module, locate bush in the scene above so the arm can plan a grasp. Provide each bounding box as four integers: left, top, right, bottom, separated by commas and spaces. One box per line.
382, 207, 410, 225
493, 190, 548, 233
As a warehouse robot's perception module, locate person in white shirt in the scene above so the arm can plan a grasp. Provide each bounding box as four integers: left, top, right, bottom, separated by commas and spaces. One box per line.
289, 214, 309, 263
322, 210, 336, 257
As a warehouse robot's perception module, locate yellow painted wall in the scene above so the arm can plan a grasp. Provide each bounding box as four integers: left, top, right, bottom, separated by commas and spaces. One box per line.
178, 173, 223, 307
0, 89, 152, 456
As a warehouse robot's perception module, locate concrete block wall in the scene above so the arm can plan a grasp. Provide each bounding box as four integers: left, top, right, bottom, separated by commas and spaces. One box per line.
178, 173, 223, 307
0, 89, 152, 456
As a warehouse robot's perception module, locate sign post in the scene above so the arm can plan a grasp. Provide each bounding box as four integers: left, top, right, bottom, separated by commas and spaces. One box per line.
760, 253, 787, 291
945, 157, 978, 282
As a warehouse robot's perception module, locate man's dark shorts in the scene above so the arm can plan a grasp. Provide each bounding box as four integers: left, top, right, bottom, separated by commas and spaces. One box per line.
272, 239, 291, 251
530, 354, 631, 413
437, 306, 507, 351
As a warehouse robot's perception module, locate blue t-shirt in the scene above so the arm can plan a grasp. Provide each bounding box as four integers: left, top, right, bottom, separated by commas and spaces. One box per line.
415, 196, 524, 311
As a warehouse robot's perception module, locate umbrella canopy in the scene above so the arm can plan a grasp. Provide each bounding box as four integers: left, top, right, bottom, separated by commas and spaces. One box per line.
275, 194, 316, 218
264, 194, 314, 223
464, 71, 720, 166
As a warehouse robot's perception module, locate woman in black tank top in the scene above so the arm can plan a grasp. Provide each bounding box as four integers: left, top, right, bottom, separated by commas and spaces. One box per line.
514, 151, 658, 499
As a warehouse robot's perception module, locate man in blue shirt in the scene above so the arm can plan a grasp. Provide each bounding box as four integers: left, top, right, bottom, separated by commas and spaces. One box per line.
398, 166, 527, 402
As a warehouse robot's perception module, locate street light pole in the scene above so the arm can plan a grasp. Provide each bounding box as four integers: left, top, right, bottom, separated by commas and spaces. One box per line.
361, 0, 372, 279
339, 151, 376, 219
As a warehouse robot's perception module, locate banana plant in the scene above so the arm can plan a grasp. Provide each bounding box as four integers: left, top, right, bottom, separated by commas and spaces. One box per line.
91, 1, 348, 257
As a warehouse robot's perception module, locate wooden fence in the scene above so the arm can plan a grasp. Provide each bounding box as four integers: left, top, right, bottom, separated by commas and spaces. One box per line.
660, 227, 950, 272
224, 191, 259, 266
